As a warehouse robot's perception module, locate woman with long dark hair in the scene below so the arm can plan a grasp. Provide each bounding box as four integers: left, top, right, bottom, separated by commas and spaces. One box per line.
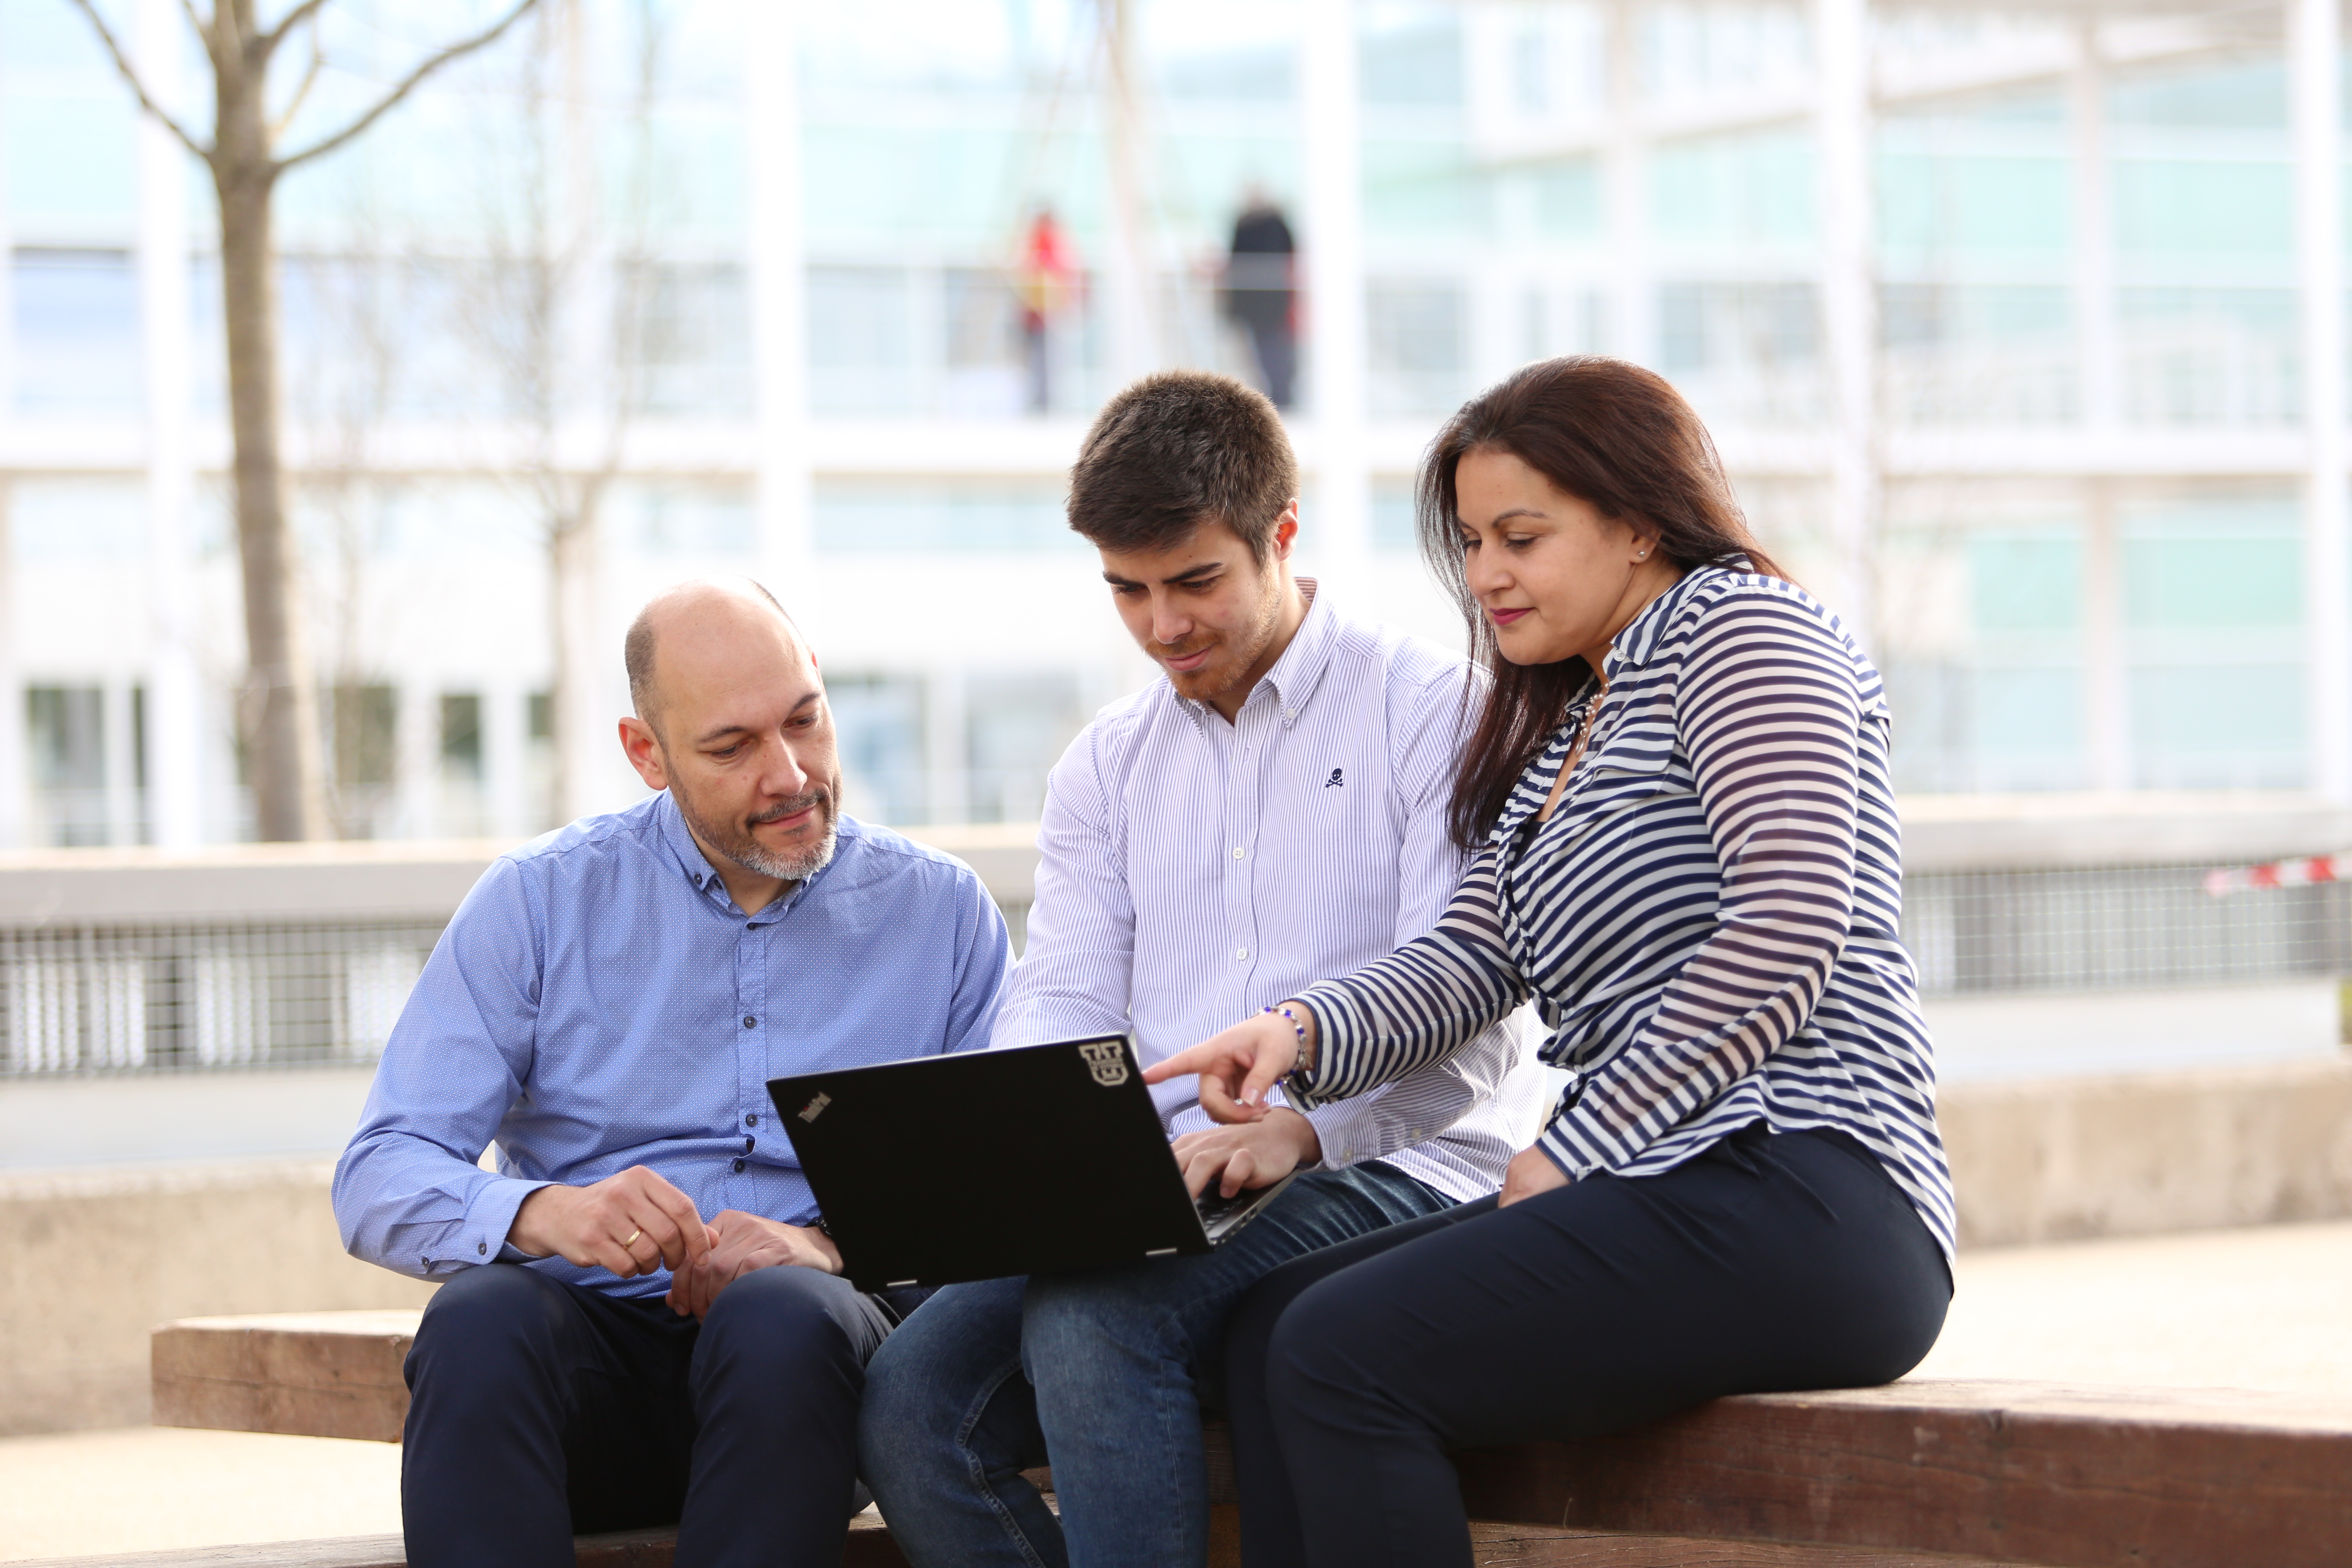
1146, 357, 1953, 1568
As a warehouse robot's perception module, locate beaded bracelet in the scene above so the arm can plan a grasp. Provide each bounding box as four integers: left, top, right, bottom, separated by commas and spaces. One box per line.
1261, 1004, 1307, 1077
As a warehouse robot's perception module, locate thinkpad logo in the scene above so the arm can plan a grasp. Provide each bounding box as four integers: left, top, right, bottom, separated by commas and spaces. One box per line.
1078, 1041, 1130, 1087
1325, 767, 1343, 788
797, 1092, 832, 1123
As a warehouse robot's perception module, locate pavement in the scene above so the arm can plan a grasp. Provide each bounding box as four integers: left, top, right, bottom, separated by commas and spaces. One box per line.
4, 1219, 2350, 1562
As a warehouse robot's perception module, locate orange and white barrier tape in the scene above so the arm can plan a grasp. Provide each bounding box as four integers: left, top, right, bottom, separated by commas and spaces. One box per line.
2203, 852, 2352, 896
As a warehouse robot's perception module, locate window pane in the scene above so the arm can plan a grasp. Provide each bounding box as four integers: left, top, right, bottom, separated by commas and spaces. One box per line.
812, 481, 1073, 554
968, 673, 1082, 824
26, 685, 106, 847
829, 674, 926, 825
14, 249, 140, 417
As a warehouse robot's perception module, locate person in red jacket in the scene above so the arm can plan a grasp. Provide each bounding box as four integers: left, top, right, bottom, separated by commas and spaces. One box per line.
1014, 205, 1080, 414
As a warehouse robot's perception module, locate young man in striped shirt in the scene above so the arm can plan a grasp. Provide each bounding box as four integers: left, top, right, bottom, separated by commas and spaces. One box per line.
860, 372, 1548, 1568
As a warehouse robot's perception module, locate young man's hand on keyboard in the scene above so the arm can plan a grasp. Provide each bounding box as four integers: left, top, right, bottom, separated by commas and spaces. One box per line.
1171, 1109, 1322, 1200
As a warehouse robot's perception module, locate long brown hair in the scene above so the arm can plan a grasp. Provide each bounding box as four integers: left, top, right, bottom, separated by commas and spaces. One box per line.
1421, 356, 1787, 849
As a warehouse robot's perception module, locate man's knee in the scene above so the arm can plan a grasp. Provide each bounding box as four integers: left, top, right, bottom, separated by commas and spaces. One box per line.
860, 1279, 1025, 1468
1021, 1268, 1191, 1383
408, 1263, 578, 1395
695, 1265, 866, 1388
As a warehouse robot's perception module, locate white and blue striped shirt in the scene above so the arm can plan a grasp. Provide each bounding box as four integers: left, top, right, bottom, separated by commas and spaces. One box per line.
1290, 566, 1956, 1257
993, 588, 1549, 1203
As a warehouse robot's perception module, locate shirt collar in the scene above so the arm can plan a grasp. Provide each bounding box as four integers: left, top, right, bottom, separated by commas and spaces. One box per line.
1176, 577, 1339, 731
653, 789, 846, 919
1601, 560, 1739, 679
654, 790, 724, 893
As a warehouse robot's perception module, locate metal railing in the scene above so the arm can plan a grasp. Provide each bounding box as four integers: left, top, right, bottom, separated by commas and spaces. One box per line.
2, 920, 445, 1075
1902, 865, 2351, 997
2, 831, 2343, 1078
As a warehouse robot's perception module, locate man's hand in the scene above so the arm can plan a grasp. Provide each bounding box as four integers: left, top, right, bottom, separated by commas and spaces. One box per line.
508, 1166, 710, 1280
1498, 1144, 1570, 1208
664, 1209, 842, 1321
1143, 1005, 1318, 1123
1172, 1107, 1322, 1200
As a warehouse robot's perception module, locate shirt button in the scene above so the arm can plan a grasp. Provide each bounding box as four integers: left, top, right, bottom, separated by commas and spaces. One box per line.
1235, 947, 1249, 961
743, 1016, 757, 1029
477, 1242, 487, 1255
1232, 846, 1245, 859
732, 1157, 748, 1173
745, 1113, 759, 1127
744, 1136, 756, 1152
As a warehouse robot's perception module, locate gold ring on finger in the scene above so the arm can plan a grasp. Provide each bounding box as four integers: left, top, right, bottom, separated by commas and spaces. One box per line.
623, 1229, 643, 1247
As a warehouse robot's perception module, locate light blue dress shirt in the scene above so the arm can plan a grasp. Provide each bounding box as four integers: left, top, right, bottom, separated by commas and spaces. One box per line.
333, 792, 1010, 1299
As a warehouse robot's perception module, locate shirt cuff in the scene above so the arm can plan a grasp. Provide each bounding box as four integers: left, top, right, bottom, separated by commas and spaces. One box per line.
1534, 1120, 1594, 1183
453, 1176, 554, 1269
1283, 986, 1358, 1109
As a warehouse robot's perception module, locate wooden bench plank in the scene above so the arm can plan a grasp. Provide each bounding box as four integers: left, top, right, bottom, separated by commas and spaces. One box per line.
153, 1313, 419, 1445
9, 1523, 2033, 1568
148, 1313, 2352, 1568
1452, 1381, 2352, 1568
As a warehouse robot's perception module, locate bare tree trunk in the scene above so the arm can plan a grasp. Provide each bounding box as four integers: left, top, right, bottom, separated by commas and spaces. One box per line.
69, 0, 540, 844
216, 76, 327, 840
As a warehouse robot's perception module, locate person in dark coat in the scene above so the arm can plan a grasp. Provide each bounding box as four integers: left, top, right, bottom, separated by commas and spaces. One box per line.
1226, 191, 1298, 408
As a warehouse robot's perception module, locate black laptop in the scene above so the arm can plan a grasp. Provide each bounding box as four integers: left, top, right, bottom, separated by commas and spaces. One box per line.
767, 1033, 1298, 1291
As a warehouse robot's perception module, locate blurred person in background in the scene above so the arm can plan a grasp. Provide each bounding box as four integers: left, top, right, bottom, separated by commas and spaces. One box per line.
333, 578, 1009, 1568
858, 371, 1548, 1568
1151, 357, 1956, 1568
1016, 204, 1081, 414
1223, 188, 1297, 409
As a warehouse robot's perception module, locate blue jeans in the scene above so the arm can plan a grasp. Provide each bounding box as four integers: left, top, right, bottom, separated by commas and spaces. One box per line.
857, 1162, 1452, 1568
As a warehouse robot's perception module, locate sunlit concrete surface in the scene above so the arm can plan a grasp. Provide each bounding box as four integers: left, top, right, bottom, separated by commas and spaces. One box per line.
0, 1425, 401, 1561
1925, 980, 2347, 1084
1916, 1218, 2352, 1399
3, 1221, 2348, 1562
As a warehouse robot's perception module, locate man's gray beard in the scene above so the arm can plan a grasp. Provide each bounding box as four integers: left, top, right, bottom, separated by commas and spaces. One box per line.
678, 785, 840, 884
728, 819, 838, 883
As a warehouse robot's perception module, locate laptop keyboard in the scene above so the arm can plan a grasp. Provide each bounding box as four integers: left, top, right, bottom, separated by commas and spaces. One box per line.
1195, 1184, 1256, 1230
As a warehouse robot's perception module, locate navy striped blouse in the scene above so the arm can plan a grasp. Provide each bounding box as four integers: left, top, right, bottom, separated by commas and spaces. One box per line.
1289, 564, 1956, 1260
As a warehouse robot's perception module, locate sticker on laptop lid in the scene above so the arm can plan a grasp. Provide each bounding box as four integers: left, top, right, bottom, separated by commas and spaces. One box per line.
1078, 1040, 1130, 1087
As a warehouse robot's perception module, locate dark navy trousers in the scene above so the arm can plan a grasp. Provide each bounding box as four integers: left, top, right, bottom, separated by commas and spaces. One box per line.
400, 1262, 911, 1568
1221, 1125, 1953, 1568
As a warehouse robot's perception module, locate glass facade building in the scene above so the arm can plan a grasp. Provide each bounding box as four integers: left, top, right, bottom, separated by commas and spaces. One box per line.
0, 0, 2345, 846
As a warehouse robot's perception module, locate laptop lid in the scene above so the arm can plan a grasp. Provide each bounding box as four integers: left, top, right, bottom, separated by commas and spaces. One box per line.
768, 1034, 1214, 1291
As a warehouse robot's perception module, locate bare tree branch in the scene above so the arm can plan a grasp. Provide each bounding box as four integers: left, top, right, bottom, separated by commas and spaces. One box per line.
275, 0, 539, 172
254, 0, 330, 64
270, 24, 325, 142
178, 0, 218, 65
64, 0, 215, 165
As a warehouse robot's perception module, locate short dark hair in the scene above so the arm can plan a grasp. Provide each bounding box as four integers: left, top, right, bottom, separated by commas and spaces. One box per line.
1067, 371, 1298, 561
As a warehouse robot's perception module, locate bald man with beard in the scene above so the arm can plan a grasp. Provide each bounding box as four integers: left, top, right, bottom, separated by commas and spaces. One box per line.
334, 579, 1011, 1568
